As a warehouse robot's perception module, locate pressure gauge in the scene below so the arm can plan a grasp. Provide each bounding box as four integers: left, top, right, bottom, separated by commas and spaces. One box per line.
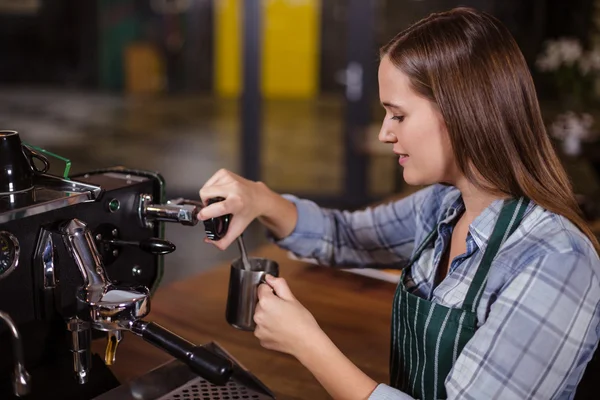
0, 232, 19, 280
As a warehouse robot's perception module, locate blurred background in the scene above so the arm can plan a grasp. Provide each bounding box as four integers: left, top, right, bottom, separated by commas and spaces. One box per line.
1, 0, 600, 283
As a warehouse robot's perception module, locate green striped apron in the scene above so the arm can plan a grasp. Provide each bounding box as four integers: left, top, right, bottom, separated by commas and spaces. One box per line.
390, 197, 528, 399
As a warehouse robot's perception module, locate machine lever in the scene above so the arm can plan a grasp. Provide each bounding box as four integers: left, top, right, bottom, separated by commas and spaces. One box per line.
105, 237, 176, 255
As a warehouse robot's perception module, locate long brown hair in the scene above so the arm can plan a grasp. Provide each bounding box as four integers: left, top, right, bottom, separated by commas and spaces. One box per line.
381, 7, 600, 253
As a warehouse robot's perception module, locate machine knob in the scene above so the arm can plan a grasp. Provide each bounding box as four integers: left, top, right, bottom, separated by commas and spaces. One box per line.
202, 197, 231, 241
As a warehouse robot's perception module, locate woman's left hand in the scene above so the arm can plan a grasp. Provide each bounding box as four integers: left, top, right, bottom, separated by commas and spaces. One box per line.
254, 275, 322, 357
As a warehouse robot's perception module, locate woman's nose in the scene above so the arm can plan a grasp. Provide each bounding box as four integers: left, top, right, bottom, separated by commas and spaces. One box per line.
378, 125, 397, 144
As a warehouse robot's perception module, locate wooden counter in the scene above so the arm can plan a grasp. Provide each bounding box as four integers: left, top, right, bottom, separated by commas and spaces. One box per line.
94, 245, 397, 400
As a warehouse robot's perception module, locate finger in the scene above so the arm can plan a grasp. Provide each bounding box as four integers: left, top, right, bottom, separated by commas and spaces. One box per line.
257, 283, 275, 300
197, 193, 235, 220
204, 236, 233, 251
259, 339, 274, 351
203, 237, 233, 252
202, 168, 231, 189
264, 275, 295, 301
198, 184, 235, 208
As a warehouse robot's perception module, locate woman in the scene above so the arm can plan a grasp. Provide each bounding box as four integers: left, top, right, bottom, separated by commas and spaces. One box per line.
198, 7, 600, 400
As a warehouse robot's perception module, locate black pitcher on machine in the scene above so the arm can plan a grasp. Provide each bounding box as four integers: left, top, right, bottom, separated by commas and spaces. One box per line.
0, 130, 275, 400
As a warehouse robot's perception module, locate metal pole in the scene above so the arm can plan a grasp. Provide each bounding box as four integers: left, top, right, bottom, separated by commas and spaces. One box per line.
241, 0, 262, 181
344, 0, 375, 205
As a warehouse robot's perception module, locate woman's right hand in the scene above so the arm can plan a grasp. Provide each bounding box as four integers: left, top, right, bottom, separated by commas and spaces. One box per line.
198, 169, 268, 249
198, 169, 297, 250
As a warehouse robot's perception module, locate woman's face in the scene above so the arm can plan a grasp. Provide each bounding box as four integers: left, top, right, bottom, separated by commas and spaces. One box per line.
378, 56, 460, 186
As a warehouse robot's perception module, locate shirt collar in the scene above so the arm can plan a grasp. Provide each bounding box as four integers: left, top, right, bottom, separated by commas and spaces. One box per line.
439, 188, 533, 253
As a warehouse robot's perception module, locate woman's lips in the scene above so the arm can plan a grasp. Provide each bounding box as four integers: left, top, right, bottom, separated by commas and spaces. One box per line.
398, 154, 409, 165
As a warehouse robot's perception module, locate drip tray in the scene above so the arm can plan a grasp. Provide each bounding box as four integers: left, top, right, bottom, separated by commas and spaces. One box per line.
157, 375, 271, 400
93, 342, 276, 400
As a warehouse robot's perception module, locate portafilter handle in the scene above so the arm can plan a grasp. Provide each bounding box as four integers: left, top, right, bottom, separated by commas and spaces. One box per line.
129, 320, 233, 386
166, 197, 232, 240
139, 194, 231, 240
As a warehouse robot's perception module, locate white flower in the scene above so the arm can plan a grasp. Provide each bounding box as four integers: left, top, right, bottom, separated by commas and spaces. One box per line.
579, 49, 600, 75
536, 41, 562, 71
536, 50, 562, 71
558, 38, 583, 65
550, 111, 594, 140
536, 38, 583, 71
550, 111, 595, 156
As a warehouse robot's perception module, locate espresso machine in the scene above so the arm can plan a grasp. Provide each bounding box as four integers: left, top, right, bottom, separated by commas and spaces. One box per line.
0, 131, 275, 399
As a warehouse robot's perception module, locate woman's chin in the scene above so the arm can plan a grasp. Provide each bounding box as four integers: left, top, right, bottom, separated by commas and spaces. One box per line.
402, 169, 437, 187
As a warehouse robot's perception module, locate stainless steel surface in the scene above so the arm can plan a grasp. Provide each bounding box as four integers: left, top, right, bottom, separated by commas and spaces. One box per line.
92, 359, 198, 400
236, 235, 252, 271
226, 257, 279, 331
12, 363, 30, 397
141, 194, 200, 227
157, 375, 273, 400
145, 204, 198, 225
0, 311, 31, 397
87, 283, 150, 331
167, 198, 204, 208
59, 218, 150, 330
0, 231, 19, 281
34, 228, 56, 289
60, 218, 108, 292
0, 187, 33, 196
92, 347, 275, 400
67, 318, 92, 385
129, 319, 148, 335
34, 228, 59, 318
0, 173, 101, 223
35, 173, 103, 197
138, 193, 155, 229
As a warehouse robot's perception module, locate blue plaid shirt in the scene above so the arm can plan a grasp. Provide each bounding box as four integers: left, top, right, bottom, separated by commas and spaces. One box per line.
274, 184, 600, 399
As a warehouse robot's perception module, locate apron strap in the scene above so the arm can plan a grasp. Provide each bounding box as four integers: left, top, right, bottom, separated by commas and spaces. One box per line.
463, 197, 529, 312
408, 227, 438, 268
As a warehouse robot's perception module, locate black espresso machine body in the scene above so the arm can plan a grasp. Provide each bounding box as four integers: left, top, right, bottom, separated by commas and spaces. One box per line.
0, 169, 164, 398
0, 131, 253, 400
0, 170, 163, 328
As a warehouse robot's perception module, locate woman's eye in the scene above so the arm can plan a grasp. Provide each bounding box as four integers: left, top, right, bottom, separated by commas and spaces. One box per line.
391, 115, 405, 122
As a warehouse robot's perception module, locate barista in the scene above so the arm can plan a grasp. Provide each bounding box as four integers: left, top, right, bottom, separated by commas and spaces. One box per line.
198, 8, 600, 400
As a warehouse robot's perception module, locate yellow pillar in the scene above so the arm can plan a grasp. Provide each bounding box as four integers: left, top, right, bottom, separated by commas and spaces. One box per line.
214, 0, 241, 97
214, 0, 320, 99
262, 0, 320, 98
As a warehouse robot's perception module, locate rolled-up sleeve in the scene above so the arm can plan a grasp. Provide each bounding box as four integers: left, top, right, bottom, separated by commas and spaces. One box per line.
271, 185, 448, 268
369, 384, 415, 399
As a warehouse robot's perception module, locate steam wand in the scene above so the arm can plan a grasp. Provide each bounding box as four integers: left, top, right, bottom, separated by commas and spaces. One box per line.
0, 311, 31, 397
